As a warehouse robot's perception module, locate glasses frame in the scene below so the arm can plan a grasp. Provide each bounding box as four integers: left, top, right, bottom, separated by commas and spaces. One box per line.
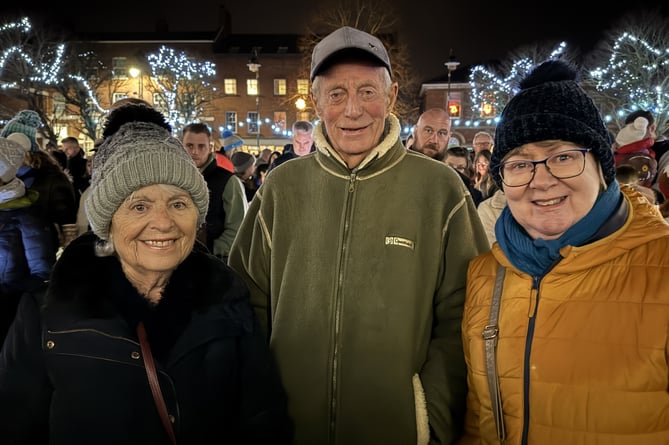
498, 148, 592, 187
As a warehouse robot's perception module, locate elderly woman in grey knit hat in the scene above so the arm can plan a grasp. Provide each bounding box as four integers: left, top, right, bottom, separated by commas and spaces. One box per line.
0, 104, 292, 444
460, 60, 669, 445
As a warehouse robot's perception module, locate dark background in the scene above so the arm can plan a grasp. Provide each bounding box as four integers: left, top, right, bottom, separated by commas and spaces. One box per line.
2, 0, 668, 82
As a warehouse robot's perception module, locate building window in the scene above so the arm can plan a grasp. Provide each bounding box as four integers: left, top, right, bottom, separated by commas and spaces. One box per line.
274, 111, 286, 134
225, 111, 237, 131
274, 79, 287, 96
112, 57, 128, 79
153, 93, 168, 114
53, 93, 66, 116
247, 79, 258, 96
112, 93, 128, 104
224, 78, 237, 95
297, 111, 310, 122
297, 79, 309, 95
247, 111, 259, 134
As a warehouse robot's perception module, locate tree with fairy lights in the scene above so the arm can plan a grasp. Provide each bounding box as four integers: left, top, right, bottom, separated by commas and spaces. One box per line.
53, 44, 119, 142
468, 42, 569, 122
147, 46, 218, 130
0, 17, 117, 145
0, 16, 66, 142
587, 11, 669, 135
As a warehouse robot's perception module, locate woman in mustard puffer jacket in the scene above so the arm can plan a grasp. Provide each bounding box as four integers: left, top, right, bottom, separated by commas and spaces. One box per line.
460, 60, 669, 445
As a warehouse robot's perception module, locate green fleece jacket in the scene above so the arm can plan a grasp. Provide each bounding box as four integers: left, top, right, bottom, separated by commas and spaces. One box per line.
229, 114, 489, 445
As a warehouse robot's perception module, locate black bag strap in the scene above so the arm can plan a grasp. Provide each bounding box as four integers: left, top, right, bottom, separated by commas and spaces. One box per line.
137, 322, 177, 445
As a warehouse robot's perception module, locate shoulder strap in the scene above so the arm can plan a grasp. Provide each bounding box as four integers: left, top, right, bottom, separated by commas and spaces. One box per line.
482, 264, 506, 443
137, 322, 177, 445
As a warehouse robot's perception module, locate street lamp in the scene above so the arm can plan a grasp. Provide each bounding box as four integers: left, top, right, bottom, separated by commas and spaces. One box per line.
247, 49, 261, 150
129, 67, 143, 99
444, 49, 460, 104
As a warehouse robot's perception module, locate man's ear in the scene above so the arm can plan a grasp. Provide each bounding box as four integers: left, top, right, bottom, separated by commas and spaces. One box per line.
311, 91, 322, 119
387, 82, 399, 114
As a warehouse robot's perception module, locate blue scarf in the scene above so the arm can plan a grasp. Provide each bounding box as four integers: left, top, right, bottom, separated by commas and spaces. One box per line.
495, 181, 621, 276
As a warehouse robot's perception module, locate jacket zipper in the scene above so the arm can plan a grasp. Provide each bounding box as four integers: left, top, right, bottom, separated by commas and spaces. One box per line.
521, 256, 560, 445
521, 275, 540, 445
329, 171, 357, 443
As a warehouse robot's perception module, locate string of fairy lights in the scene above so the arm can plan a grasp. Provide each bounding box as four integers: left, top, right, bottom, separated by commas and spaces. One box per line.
1, 17, 667, 137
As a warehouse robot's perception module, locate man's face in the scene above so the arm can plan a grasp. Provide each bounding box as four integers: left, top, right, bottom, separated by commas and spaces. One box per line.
182, 131, 211, 168
473, 135, 493, 154
292, 130, 314, 156
412, 109, 451, 160
312, 62, 397, 169
61, 141, 81, 159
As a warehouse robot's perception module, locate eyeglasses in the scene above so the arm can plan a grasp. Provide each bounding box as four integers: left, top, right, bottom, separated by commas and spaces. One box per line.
476, 162, 489, 167
498, 148, 592, 187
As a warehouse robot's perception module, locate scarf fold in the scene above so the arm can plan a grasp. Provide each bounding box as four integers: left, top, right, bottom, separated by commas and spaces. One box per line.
495, 181, 621, 276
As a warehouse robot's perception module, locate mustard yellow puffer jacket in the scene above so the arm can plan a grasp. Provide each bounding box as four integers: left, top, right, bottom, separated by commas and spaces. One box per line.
460, 188, 669, 445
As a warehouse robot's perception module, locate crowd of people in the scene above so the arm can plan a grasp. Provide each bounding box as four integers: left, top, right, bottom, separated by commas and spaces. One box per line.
1, 24, 669, 445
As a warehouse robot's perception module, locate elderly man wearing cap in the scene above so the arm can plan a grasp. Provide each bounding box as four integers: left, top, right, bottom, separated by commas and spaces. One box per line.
229, 26, 488, 445
460, 60, 669, 444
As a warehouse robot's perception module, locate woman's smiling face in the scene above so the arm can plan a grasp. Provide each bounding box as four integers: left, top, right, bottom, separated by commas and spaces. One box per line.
502, 141, 604, 240
110, 183, 198, 283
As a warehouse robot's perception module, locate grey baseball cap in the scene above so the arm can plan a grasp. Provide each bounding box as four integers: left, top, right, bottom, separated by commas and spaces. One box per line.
310, 26, 391, 81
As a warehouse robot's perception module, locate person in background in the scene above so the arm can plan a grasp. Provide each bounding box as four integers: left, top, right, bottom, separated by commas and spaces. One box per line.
612, 115, 657, 188
471, 130, 494, 157
0, 110, 43, 152
0, 136, 55, 345
257, 148, 273, 166
8, 117, 78, 252
444, 146, 483, 206
460, 60, 669, 445
476, 187, 506, 247
45, 140, 67, 170
215, 129, 242, 173
182, 123, 247, 261
268, 120, 315, 173
622, 109, 669, 203
410, 107, 451, 160
473, 149, 495, 199
615, 164, 658, 205
60, 137, 89, 205
0, 104, 292, 444
229, 25, 488, 445
231, 151, 258, 202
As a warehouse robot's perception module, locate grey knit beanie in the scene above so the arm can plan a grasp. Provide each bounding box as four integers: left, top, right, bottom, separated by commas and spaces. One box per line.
86, 108, 209, 241
491, 60, 615, 187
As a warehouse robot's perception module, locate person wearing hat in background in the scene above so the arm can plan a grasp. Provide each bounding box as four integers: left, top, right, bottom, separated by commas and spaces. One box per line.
4, 111, 79, 255
0, 103, 292, 444
230, 25, 488, 445
0, 110, 43, 152
182, 123, 248, 262
215, 129, 243, 173
0, 135, 57, 345
231, 151, 258, 202
613, 115, 658, 188
460, 60, 669, 445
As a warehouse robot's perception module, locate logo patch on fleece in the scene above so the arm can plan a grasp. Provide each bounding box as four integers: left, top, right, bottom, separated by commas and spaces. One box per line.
385, 236, 415, 251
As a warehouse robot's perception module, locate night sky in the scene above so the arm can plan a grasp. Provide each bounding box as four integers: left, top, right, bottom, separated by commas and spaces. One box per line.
2, 0, 668, 82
